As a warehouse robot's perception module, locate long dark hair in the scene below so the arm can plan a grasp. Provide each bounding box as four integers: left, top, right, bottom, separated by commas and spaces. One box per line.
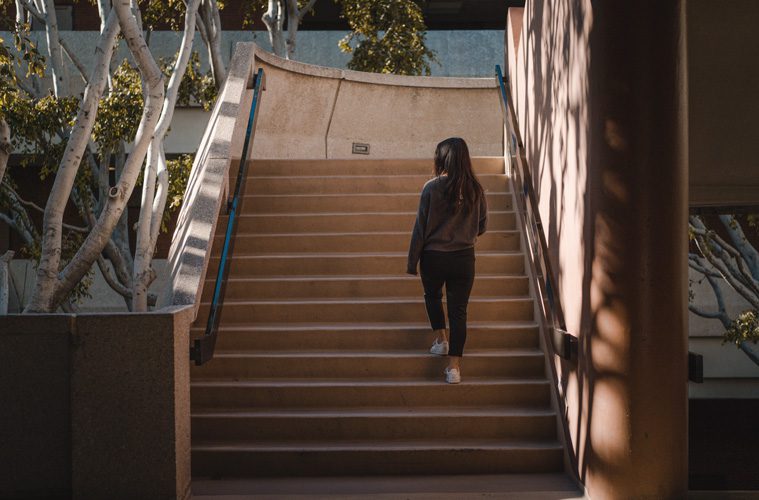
434, 137, 484, 214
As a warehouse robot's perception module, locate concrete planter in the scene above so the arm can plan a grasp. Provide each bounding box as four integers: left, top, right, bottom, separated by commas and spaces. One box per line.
0, 306, 193, 500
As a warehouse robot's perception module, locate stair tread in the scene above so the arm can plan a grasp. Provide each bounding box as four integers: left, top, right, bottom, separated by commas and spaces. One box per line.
218, 229, 520, 237
232, 210, 513, 217
191, 320, 539, 332
215, 250, 522, 258
199, 296, 532, 306
193, 158, 557, 476
192, 377, 549, 387
243, 191, 511, 198
192, 439, 563, 451
248, 174, 508, 180
192, 407, 556, 418
204, 274, 526, 283
210, 349, 543, 358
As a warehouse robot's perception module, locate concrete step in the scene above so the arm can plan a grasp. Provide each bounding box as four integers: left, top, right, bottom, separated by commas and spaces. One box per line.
196, 296, 534, 324
208, 251, 525, 277
212, 230, 520, 255
191, 378, 552, 410
247, 158, 506, 176
191, 439, 564, 477
245, 174, 508, 195
221, 211, 516, 233
241, 192, 513, 213
191, 349, 545, 379
200, 274, 529, 301
197, 322, 540, 352
191, 407, 557, 442
191, 473, 584, 499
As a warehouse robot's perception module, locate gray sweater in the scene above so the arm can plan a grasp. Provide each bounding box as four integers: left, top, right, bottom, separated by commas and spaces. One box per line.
406, 176, 488, 275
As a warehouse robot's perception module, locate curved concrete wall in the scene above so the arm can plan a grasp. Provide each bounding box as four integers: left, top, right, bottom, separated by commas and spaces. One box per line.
251, 50, 503, 159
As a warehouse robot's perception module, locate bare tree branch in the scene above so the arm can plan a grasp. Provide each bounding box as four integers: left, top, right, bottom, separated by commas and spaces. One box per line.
705, 236, 759, 296
17, 0, 89, 84
0, 119, 9, 187
695, 235, 759, 310
739, 341, 759, 367
97, 255, 131, 298
720, 215, 759, 281
50, 0, 165, 311
689, 253, 722, 278
133, 0, 200, 311
689, 279, 732, 330
691, 216, 759, 308
198, 0, 226, 87
25, 10, 120, 312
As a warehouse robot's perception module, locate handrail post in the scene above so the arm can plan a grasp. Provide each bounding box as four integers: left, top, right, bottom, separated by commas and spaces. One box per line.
190, 67, 265, 366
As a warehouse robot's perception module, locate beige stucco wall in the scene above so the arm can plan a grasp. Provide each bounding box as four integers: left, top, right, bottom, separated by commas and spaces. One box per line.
250, 50, 503, 160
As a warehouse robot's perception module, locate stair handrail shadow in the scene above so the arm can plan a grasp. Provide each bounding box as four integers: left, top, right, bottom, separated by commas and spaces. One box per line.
496, 65, 577, 361
190, 68, 266, 366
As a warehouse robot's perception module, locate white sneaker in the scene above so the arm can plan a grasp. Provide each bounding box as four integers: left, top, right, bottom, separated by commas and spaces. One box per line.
429, 339, 449, 356
444, 367, 461, 384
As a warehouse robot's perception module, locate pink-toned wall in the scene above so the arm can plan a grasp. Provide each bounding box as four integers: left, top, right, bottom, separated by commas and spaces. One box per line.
507, 2, 689, 498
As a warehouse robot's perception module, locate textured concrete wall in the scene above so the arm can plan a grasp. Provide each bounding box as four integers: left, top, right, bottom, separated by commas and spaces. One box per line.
250, 59, 341, 159
507, 1, 688, 497
0, 316, 72, 498
0, 308, 193, 499
251, 49, 502, 160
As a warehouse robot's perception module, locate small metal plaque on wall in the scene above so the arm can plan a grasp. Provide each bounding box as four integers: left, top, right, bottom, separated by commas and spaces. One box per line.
352, 143, 370, 155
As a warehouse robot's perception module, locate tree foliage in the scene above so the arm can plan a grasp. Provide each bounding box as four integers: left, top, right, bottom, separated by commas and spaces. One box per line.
338, 0, 437, 75
0, 4, 218, 310
689, 214, 759, 366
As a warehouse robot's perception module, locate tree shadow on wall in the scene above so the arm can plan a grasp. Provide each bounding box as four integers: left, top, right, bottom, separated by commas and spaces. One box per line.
521, 0, 598, 487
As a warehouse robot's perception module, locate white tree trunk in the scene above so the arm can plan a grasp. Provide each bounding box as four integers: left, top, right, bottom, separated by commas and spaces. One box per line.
46, 0, 165, 310
198, 0, 227, 88
285, 0, 317, 59
132, 0, 201, 312
263, 0, 287, 58
15, 0, 25, 24
0, 251, 14, 315
40, 0, 68, 97
25, 10, 120, 313
0, 119, 10, 187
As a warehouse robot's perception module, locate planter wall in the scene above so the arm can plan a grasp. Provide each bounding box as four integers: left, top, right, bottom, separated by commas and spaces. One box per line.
0, 306, 193, 500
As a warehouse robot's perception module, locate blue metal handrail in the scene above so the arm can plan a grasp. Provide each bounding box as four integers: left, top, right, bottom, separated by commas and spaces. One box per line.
190, 68, 265, 366
495, 65, 576, 361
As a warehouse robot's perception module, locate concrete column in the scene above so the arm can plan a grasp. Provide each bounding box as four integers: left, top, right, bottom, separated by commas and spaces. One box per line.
586, 1, 688, 497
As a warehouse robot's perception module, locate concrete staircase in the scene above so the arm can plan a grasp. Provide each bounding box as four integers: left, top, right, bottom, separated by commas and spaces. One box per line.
190, 158, 563, 478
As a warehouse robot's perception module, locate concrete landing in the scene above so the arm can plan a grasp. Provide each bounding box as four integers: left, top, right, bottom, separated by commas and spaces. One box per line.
192, 473, 585, 499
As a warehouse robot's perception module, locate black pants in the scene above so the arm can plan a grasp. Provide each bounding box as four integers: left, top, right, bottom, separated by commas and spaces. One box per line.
419, 247, 475, 357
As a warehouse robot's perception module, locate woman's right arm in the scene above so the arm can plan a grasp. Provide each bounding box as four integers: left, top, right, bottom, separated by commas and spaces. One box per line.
477, 191, 488, 236
407, 187, 430, 275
